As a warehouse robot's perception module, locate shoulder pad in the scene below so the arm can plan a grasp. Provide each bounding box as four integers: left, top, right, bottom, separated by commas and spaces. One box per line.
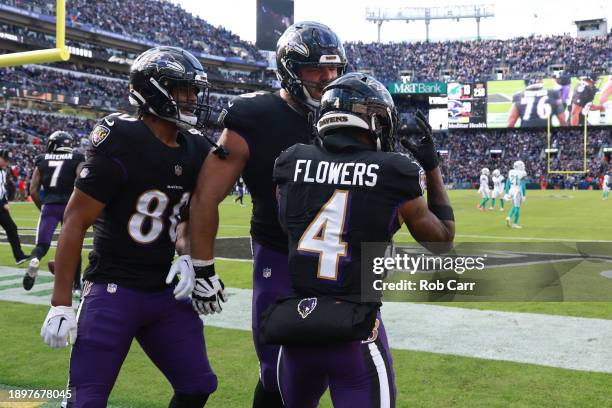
88, 113, 138, 153
385, 152, 425, 198
219, 91, 273, 131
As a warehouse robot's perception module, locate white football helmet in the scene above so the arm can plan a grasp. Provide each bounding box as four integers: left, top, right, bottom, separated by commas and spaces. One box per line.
492, 169, 500, 177
513, 160, 525, 171
481, 168, 490, 176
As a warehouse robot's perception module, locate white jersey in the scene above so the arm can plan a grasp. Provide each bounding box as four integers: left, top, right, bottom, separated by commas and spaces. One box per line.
508, 169, 526, 190
604, 176, 610, 190
479, 174, 489, 190
492, 175, 505, 191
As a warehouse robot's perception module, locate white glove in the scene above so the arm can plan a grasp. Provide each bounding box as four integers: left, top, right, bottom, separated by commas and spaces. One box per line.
192, 261, 227, 315
40, 305, 77, 348
166, 255, 196, 300
583, 102, 592, 114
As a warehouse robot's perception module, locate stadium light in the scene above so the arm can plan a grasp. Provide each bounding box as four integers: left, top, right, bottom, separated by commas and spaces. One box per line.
366, 4, 494, 42
0, 0, 70, 68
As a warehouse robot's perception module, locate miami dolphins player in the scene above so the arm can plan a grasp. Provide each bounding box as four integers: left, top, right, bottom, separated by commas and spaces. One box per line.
505, 161, 527, 228
478, 168, 490, 211
603, 174, 610, 200
490, 169, 505, 211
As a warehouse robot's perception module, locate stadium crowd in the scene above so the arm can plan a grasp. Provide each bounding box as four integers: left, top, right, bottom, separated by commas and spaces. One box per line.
0, 0, 264, 62
426, 128, 610, 187
345, 34, 611, 83
0, 104, 608, 199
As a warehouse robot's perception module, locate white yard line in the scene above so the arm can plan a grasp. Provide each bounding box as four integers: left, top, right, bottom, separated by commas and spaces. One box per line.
2, 266, 611, 374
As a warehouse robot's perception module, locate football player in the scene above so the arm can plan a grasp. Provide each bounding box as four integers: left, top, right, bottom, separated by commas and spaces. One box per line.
478, 168, 490, 211
234, 176, 245, 207
0, 150, 28, 264
603, 174, 610, 200
271, 73, 454, 408
570, 73, 605, 126
490, 169, 505, 211
22, 131, 85, 292
505, 160, 527, 229
40, 47, 220, 408
553, 71, 572, 109
186, 21, 347, 407
507, 77, 567, 128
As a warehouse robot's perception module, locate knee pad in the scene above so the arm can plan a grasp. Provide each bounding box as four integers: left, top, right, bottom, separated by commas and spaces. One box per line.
168, 392, 209, 408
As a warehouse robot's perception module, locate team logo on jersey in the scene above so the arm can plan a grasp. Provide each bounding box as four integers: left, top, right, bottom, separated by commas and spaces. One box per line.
79, 167, 89, 179
107, 283, 117, 294
362, 318, 380, 344
90, 125, 110, 147
174, 165, 183, 176
297, 297, 317, 319
263, 267, 272, 278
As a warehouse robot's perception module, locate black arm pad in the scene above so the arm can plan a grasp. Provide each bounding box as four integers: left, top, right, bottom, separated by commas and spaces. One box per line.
429, 205, 455, 221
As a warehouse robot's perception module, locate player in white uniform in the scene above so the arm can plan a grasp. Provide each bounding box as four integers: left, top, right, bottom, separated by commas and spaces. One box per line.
505, 160, 527, 228
478, 168, 490, 211
603, 174, 610, 200
490, 169, 505, 211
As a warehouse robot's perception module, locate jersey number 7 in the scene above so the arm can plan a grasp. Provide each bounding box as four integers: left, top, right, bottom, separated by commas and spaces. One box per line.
297, 189, 349, 281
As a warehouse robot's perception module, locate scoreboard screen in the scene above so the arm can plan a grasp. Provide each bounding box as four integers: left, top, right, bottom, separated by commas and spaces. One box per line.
447, 82, 487, 129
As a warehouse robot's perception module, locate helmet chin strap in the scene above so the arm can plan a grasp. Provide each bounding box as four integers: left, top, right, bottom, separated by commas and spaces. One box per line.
301, 85, 320, 110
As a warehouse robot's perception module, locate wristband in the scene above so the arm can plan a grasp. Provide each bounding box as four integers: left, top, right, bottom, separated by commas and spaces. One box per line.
193, 259, 215, 278
429, 205, 455, 221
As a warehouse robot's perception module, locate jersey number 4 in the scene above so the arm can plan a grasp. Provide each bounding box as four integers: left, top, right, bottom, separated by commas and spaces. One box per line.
128, 190, 190, 244
297, 190, 349, 281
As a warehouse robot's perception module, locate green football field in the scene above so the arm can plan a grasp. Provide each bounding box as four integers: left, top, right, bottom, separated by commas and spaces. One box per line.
1, 190, 611, 407
486, 75, 612, 128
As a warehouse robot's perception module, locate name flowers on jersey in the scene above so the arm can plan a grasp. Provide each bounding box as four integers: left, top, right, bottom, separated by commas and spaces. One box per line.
293, 159, 379, 187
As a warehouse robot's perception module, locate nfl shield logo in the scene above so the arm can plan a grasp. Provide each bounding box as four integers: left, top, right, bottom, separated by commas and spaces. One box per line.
107, 283, 117, 294
263, 267, 272, 278
297, 297, 317, 319
174, 165, 183, 176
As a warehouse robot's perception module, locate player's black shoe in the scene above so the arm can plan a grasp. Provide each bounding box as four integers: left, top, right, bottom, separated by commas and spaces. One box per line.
22, 258, 40, 291
16, 255, 31, 265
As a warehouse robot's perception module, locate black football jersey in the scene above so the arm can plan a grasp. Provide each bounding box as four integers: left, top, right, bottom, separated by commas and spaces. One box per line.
571, 81, 598, 126
512, 86, 564, 128
273, 134, 424, 301
220, 91, 312, 253
75, 113, 212, 290
35, 151, 85, 205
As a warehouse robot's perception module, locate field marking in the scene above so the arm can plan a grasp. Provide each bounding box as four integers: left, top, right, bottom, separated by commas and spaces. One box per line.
2, 266, 612, 374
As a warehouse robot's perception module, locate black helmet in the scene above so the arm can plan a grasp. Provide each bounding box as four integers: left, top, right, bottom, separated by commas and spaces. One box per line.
316, 73, 399, 152
129, 46, 212, 130
47, 131, 73, 153
276, 21, 347, 111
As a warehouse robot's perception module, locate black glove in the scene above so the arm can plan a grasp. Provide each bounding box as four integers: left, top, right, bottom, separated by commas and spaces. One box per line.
400, 110, 439, 172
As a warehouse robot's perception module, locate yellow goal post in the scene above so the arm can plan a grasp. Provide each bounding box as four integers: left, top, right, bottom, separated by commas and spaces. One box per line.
0, 0, 70, 67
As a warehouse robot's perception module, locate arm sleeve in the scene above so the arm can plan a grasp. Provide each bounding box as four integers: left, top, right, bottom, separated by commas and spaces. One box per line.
74, 153, 126, 204
521, 179, 526, 196
505, 178, 510, 193
387, 154, 424, 201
